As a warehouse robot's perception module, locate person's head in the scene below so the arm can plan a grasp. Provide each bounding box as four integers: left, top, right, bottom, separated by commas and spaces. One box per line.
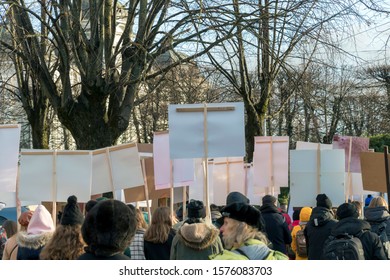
336, 202, 359, 220
27, 205, 55, 235
351, 201, 363, 217
365, 194, 373, 207
2, 220, 17, 238
219, 202, 267, 249
299, 207, 312, 222
135, 209, 148, 230
368, 196, 388, 210
39, 223, 86, 260
85, 200, 98, 214
186, 199, 206, 223
81, 199, 136, 257
144, 207, 172, 244
60, 195, 84, 226
226, 192, 250, 205
292, 208, 301, 221
262, 195, 277, 206
18, 210, 34, 230
316, 193, 332, 209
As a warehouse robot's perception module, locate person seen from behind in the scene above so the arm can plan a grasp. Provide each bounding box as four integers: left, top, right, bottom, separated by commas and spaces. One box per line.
290, 206, 312, 260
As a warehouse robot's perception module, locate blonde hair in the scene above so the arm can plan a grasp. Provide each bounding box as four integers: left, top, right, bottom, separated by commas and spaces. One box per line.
136, 209, 148, 230
222, 218, 268, 250
144, 207, 173, 243
368, 196, 388, 209
40, 224, 85, 260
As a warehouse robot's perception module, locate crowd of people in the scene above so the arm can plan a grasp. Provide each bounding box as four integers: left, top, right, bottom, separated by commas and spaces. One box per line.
0, 191, 389, 260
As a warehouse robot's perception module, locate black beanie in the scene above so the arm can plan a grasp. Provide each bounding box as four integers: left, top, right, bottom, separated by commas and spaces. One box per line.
262, 195, 276, 206
316, 194, 332, 209
336, 203, 359, 220
221, 202, 261, 228
226, 191, 250, 205
85, 200, 98, 213
187, 200, 206, 219
61, 195, 84, 226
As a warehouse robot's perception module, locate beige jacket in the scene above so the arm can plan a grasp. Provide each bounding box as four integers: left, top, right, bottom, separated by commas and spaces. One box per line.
2, 234, 18, 260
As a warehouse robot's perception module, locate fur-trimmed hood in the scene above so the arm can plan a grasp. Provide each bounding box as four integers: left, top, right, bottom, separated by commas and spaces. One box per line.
177, 223, 220, 250
17, 230, 53, 250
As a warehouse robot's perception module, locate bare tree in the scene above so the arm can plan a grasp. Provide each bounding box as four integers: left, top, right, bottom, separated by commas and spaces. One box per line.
0, 0, 231, 149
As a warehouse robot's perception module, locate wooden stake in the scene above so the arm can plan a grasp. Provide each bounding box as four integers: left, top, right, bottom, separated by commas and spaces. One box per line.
104, 148, 116, 200
52, 150, 57, 226
384, 146, 390, 207
316, 144, 321, 195
141, 159, 152, 225
203, 103, 211, 223
16, 164, 21, 232
226, 158, 230, 195
269, 138, 275, 196
346, 137, 353, 202
170, 161, 174, 220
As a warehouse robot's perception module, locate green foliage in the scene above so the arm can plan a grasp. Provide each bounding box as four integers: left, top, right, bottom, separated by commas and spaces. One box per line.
278, 187, 290, 205
369, 134, 390, 152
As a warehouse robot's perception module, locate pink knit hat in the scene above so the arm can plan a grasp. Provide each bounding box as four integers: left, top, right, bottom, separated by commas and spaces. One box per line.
27, 205, 55, 235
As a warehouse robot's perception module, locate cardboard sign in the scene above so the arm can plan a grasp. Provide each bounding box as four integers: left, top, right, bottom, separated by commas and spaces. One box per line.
360, 152, 390, 193
168, 102, 245, 159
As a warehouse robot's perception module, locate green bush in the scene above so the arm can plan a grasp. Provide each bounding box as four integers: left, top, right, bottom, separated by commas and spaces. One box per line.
369, 134, 390, 152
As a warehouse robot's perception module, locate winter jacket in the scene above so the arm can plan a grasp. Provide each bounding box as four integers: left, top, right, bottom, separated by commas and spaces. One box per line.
304, 206, 337, 260
2, 234, 18, 260
210, 239, 288, 260
259, 204, 292, 254
170, 222, 223, 260
290, 207, 312, 260
16, 231, 53, 260
144, 229, 175, 260
364, 206, 390, 258
328, 217, 386, 260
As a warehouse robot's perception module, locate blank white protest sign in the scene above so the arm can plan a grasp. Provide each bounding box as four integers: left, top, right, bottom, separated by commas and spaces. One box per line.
0, 124, 21, 193
153, 131, 194, 190
19, 150, 92, 203
290, 149, 345, 208
92, 143, 144, 195
168, 102, 246, 159
253, 136, 289, 195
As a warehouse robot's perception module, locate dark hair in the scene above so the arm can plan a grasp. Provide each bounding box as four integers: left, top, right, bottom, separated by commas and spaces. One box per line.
2, 220, 17, 238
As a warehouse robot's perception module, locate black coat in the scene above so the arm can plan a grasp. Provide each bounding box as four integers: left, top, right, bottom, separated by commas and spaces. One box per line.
304, 206, 337, 260
329, 217, 386, 260
144, 229, 175, 260
259, 204, 292, 254
78, 252, 131, 260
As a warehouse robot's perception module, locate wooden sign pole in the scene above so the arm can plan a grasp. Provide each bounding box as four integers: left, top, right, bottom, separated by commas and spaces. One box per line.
226, 159, 230, 196
316, 144, 321, 195
384, 146, 390, 207
269, 138, 275, 196
52, 150, 57, 226
105, 148, 117, 200
182, 185, 187, 219
170, 161, 174, 220
203, 103, 211, 222
141, 159, 152, 225
16, 165, 21, 232
346, 137, 353, 202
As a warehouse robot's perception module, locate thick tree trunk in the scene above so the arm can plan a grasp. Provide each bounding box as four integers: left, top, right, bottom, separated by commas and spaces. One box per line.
243, 100, 262, 163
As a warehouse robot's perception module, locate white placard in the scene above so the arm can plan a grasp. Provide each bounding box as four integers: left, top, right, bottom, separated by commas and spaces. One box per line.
212, 157, 245, 206
296, 141, 332, 150
0, 191, 16, 208
19, 150, 54, 202
189, 159, 214, 203
253, 136, 289, 195
91, 150, 112, 195
56, 152, 92, 202
289, 149, 345, 209
0, 125, 21, 193
153, 132, 194, 190
109, 144, 144, 190
168, 102, 245, 159
19, 150, 93, 203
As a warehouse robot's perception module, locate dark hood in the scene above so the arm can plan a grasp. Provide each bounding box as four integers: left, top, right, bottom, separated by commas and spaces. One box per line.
259, 204, 280, 214
309, 206, 336, 227
331, 217, 371, 236
364, 206, 390, 223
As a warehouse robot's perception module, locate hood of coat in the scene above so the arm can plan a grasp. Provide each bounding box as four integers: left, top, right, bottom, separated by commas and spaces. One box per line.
233, 239, 271, 260
309, 206, 336, 227
17, 230, 53, 250
299, 207, 312, 222
178, 223, 220, 250
364, 206, 390, 223
331, 217, 371, 236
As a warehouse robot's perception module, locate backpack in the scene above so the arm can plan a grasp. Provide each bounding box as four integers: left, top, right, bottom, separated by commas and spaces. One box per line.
295, 225, 307, 258
370, 221, 390, 259
322, 232, 365, 260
